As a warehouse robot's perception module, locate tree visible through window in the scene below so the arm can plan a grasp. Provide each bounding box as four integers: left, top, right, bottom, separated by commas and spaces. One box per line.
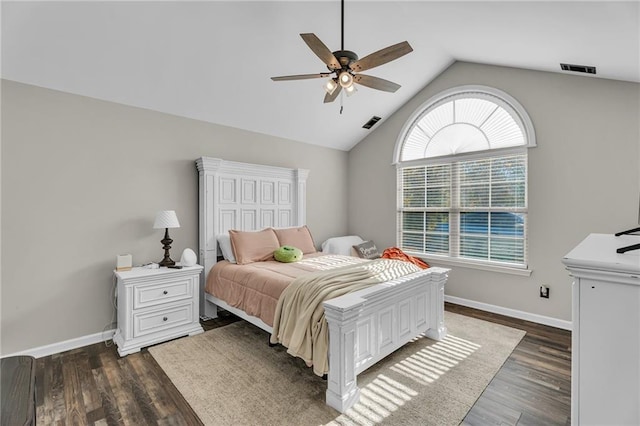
395, 86, 535, 268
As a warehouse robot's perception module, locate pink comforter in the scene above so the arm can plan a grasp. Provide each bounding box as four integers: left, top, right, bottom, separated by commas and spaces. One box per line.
205, 253, 367, 326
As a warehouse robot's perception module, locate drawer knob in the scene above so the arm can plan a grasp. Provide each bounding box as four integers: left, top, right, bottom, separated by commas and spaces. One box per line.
163, 290, 168, 295
163, 317, 168, 322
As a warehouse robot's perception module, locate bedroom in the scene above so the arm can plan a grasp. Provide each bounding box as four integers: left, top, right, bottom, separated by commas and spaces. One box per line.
1, 1, 639, 425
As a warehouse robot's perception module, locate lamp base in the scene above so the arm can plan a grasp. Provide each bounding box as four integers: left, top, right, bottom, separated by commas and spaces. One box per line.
158, 257, 175, 267
159, 228, 176, 267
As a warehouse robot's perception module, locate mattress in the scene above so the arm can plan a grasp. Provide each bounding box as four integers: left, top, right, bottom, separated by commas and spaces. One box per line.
205, 253, 368, 327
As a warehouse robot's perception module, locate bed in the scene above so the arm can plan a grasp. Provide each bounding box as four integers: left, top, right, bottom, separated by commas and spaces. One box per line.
196, 157, 449, 413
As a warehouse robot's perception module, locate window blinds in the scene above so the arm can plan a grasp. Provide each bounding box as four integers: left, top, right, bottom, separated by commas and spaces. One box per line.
399, 153, 527, 266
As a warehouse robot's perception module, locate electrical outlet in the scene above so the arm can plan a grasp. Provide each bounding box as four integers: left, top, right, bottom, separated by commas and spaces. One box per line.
540, 285, 550, 298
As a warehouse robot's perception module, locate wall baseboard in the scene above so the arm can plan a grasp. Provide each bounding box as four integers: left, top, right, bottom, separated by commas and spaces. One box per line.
1, 329, 116, 359
2, 296, 571, 359
445, 295, 573, 331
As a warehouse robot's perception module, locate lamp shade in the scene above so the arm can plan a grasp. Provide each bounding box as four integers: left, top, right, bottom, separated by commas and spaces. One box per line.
153, 210, 180, 229
324, 78, 338, 95
338, 71, 353, 88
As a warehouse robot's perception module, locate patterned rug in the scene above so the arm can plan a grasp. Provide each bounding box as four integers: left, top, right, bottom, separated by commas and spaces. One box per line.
149, 311, 525, 426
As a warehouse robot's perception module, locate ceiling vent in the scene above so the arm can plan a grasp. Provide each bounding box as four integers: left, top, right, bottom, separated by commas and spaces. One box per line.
560, 63, 596, 74
363, 116, 381, 129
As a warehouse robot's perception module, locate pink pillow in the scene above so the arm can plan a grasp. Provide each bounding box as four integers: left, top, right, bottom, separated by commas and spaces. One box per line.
274, 226, 317, 254
229, 228, 280, 265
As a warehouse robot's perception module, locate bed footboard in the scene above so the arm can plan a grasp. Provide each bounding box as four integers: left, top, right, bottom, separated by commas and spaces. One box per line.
323, 266, 449, 413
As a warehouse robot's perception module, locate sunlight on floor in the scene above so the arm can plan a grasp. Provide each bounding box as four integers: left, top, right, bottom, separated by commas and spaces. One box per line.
327, 334, 481, 426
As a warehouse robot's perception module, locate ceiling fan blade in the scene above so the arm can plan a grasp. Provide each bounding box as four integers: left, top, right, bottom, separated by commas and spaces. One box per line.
353, 74, 401, 93
300, 33, 341, 70
271, 73, 332, 81
324, 85, 342, 103
350, 41, 413, 72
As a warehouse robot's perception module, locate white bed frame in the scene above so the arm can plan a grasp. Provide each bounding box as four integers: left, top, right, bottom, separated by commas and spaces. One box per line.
196, 157, 449, 413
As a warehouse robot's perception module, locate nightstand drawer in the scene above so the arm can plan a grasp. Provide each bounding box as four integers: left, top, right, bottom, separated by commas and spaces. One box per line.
133, 278, 193, 309
114, 265, 203, 356
133, 303, 193, 337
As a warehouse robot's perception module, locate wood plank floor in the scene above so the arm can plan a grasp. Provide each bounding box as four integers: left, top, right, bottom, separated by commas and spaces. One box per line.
447, 303, 572, 426
33, 303, 571, 425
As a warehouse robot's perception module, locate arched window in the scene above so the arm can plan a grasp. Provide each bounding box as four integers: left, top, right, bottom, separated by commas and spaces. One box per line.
394, 86, 536, 271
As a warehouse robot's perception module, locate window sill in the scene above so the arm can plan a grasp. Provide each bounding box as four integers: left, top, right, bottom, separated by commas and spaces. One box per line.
407, 252, 533, 277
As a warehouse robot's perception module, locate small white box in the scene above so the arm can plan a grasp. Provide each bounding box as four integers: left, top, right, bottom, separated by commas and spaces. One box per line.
116, 254, 133, 271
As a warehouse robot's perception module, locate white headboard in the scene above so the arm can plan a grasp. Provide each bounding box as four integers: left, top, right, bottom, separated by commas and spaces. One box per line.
195, 157, 310, 301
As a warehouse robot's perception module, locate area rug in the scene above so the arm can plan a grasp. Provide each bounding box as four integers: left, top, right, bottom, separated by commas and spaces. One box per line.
149, 311, 525, 426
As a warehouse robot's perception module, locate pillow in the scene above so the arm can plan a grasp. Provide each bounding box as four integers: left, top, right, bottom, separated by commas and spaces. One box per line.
217, 233, 236, 263
229, 228, 280, 265
274, 245, 303, 263
353, 240, 381, 259
321, 236, 364, 256
273, 225, 317, 254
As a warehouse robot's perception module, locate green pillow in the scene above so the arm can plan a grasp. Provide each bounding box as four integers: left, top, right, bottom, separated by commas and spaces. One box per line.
274, 245, 303, 263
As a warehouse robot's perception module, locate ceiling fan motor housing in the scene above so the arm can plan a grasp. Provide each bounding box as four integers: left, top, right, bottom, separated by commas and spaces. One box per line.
331, 50, 359, 70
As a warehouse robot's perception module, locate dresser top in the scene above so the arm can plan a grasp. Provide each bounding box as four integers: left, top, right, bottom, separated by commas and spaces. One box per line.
563, 233, 640, 274
114, 264, 203, 279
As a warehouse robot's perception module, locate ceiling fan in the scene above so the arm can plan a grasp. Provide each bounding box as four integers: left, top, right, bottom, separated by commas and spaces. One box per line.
271, 0, 413, 103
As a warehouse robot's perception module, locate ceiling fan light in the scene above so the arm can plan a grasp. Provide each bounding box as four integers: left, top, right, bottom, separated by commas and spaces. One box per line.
345, 84, 357, 97
339, 71, 354, 88
324, 78, 338, 95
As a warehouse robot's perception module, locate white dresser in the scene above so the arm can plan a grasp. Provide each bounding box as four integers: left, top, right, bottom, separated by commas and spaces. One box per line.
563, 233, 640, 426
113, 265, 204, 356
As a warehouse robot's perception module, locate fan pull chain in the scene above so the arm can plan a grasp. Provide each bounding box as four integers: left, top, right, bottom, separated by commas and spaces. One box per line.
340, 91, 344, 114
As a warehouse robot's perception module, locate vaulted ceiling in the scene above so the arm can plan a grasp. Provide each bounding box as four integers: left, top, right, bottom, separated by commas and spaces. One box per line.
2, 1, 639, 151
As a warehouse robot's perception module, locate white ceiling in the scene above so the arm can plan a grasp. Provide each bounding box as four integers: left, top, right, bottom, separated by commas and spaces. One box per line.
2, 1, 639, 151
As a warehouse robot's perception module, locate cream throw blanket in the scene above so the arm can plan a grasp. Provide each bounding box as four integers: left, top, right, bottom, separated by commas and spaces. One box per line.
270, 259, 422, 376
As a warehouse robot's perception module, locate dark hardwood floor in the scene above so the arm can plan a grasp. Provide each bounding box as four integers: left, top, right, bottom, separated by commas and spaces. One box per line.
33, 304, 571, 425
447, 304, 572, 426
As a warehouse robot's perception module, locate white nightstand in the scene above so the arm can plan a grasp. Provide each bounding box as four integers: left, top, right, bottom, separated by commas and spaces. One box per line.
113, 265, 204, 356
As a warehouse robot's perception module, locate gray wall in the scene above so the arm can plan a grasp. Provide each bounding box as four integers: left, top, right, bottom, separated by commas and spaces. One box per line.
3, 61, 639, 354
1, 80, 349, 355
348, 62, 640, 322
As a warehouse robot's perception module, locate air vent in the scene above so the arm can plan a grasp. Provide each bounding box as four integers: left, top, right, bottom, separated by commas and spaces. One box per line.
560, 63, 596, 74
363, 116, 381, 130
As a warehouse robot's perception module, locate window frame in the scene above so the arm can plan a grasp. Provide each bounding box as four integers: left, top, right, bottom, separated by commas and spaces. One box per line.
394, 85, 536, 276
393, 85, 537, 164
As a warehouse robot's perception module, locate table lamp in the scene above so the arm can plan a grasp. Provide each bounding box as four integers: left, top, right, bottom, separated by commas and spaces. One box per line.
153, 210, 180, 266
